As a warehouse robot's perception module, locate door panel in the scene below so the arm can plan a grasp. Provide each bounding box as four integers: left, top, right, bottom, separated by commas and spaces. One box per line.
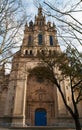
35, 108, 47, 126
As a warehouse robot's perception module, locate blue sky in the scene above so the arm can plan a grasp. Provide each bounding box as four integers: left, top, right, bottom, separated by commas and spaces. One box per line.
22, 0, 37, 18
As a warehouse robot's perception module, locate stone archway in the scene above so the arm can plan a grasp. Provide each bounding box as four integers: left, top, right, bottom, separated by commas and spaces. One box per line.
35, 108, 47, 126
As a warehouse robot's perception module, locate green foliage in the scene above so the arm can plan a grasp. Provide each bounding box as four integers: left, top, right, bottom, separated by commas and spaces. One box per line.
28, 66, 54, 82
58, 47, 82, 79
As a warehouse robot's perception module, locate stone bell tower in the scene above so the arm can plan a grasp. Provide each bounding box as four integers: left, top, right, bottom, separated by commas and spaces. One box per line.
4, 6, 69, 126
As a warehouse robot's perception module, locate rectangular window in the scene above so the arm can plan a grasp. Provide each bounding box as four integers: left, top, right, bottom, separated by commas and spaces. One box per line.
28, 35, 32, 45
38, 34, 43, 45
50, 36, 53, 46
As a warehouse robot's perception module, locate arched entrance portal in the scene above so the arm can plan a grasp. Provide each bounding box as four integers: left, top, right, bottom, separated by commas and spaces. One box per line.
35, 108, 47, 126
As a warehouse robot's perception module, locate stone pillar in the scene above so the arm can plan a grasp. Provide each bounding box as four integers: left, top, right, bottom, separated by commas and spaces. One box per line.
12, 78, 27, 127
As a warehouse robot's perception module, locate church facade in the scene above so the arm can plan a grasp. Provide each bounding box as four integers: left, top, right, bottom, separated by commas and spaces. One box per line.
0, 7, 82, 126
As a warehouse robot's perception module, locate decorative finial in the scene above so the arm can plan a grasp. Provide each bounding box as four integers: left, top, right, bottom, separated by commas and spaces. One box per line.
39, 3, 42, 8
53, 22, 56, 27
25, 21, 28, 27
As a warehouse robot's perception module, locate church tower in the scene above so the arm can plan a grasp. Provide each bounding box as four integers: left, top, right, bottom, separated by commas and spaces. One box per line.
4, 7, 71, 126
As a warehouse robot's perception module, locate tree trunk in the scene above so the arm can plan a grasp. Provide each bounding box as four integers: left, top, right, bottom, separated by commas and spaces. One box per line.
74, 117, 81, 130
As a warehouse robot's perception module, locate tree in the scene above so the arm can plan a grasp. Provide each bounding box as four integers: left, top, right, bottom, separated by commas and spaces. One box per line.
0, 0, 27, 65
38, 47, 82, 130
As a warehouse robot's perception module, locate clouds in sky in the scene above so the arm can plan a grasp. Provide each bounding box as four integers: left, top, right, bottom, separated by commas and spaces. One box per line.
22, 0, 37, 20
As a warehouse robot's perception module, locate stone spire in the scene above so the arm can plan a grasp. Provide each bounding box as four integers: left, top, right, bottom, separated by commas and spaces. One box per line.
38, 4, 43, 16
35, 5, 45, 26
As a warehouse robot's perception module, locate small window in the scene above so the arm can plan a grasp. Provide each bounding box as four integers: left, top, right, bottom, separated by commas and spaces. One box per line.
28, 35, 32, 45
41, 50, 44, 55
30, 50, 32, 55
25, 50, 28, 55
50, 36, 53, 46
38, 34, 43, 45
49, 50, 51, 55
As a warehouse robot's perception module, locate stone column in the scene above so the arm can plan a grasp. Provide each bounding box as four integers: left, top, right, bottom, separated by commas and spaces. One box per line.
12, 74, 27, 126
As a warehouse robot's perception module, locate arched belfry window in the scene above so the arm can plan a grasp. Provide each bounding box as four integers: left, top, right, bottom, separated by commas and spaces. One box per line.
28, 35, 32, 45
49, 50, 51, 55
30, 50, 32, 55
38, 34, 43, 45
25, 50, 28, 55
41, 50, 44, 55
50, 36, 53, 46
